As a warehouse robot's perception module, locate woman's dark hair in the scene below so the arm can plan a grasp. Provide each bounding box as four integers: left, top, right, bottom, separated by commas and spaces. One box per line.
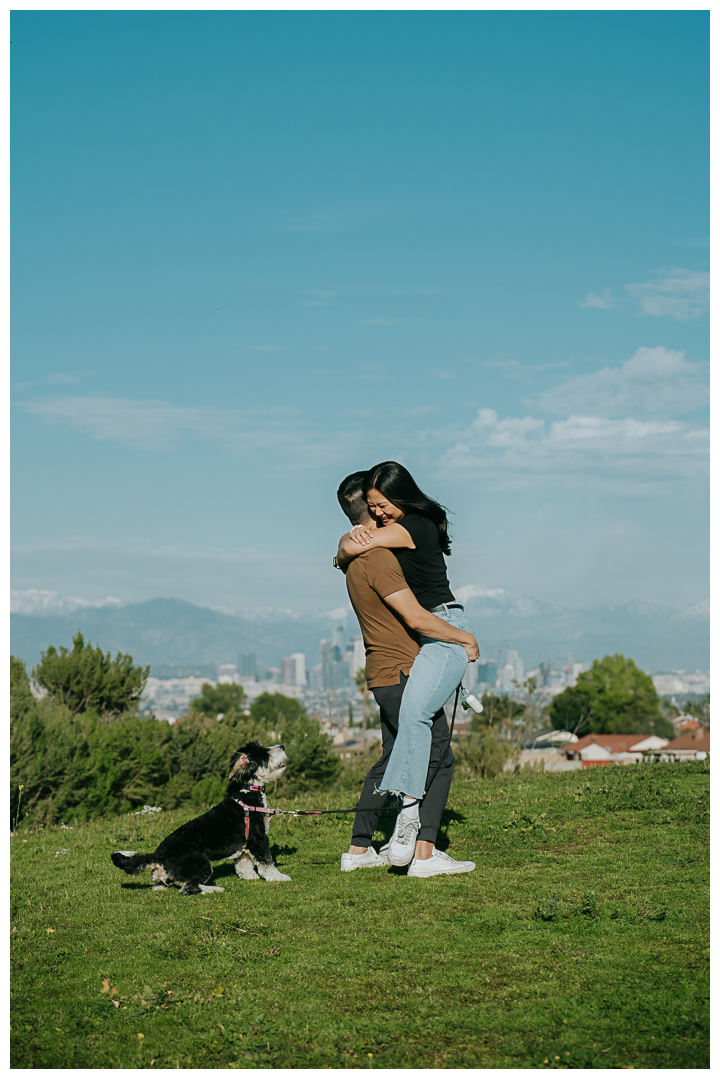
363, 461, 451, 555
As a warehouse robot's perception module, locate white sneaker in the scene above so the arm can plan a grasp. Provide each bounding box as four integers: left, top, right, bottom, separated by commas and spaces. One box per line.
386, 812, 421, 867
407, 848, 476, 878
340, 846, 390, 872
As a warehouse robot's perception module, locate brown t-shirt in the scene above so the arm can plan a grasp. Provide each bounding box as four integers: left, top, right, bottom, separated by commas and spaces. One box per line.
344, 548, 419, 689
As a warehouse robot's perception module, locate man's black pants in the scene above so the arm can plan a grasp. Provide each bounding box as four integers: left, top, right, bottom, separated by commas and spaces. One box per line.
351, 672, 454, 847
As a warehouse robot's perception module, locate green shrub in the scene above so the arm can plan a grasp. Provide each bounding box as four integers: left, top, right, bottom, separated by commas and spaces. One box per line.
249, 693, 341, 795
453, 730, 515, 780
32, 632, 149, 716
10, 658, 343, 826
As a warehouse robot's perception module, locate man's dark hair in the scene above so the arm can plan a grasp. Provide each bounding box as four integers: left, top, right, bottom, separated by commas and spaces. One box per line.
337, 471, 369, 525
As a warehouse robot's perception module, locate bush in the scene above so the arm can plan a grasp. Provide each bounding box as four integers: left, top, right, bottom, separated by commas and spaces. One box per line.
453, 730, 515, 780
10, 660, 342, 826
249, 693, 342, 796
32, 633, 149, 716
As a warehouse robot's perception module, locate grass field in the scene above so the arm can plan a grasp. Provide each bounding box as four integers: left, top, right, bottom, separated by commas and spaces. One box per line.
10, 759, 709, 1069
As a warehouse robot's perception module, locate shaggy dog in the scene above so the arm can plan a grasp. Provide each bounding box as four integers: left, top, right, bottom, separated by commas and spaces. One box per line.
110, 741, 290, 894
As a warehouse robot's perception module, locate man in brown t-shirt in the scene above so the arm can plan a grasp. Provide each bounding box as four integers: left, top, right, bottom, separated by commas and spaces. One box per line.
336, 472, 478, 876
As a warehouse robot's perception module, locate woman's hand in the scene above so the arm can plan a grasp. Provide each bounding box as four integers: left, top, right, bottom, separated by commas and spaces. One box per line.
463, 636, 480, 663
348, 524, 374, 546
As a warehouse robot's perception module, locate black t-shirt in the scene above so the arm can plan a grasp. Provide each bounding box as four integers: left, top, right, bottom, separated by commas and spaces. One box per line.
393, 513, 455, 610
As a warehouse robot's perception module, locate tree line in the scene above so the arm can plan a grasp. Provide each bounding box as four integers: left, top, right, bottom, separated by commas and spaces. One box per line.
10, 633, 341, 829
11, 631, 690, 826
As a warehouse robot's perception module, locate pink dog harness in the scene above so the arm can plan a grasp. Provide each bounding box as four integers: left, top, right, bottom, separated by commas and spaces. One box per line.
234, 785, 321, 839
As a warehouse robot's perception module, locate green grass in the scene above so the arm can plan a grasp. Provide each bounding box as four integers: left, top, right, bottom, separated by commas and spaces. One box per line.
11, 760, 709, 1069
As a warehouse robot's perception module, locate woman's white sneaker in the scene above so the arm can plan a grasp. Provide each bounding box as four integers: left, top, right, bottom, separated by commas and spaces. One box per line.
340, 846, 390, 872
386, 812, 421, 866
407, 848, 476, 877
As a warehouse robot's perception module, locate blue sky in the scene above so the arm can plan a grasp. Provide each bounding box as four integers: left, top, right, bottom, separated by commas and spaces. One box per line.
11, 10, 709, 614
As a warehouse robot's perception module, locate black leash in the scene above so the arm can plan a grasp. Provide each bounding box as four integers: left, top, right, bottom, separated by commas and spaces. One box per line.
241, 687, 461, 820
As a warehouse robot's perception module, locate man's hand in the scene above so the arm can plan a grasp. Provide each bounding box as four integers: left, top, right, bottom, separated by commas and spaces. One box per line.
464, 638, 480, 663
384, 588, 481, 658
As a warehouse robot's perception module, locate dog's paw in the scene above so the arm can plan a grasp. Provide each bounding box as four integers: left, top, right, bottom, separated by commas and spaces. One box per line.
116, 850, 137, 857
198, 884, 225, 893
235, 859, 260, 880
152, 884, 168, 891
260, 867, 292, 882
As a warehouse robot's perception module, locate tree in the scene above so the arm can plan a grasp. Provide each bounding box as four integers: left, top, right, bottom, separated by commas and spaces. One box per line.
189, 681, 247, 719
11, 656, 35, 724
549, 654, 674, 738
454, 730, 513, 780
681, 694, 710, 725
32, 633, 149, 716
474, 692, 525, 733
249, 692, 341, 795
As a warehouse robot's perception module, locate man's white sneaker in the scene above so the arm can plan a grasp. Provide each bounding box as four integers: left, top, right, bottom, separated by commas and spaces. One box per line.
386, 812, 421, 867
407, 848, 476, 878
340, 846, 390, 872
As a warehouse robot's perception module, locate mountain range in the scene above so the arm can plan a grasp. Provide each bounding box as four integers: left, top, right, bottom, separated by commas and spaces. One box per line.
10, 588, 709, 675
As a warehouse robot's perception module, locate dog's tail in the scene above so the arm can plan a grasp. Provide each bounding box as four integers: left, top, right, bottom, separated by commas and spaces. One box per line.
111, 850, 156, 874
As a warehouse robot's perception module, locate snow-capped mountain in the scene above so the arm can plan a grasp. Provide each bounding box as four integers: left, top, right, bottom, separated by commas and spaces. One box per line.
9, 587, 709, 674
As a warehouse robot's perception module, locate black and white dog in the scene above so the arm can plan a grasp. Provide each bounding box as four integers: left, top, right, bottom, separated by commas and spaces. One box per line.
110, 741, 290, 895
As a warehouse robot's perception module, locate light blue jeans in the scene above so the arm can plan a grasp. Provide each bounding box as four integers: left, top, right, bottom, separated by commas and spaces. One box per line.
377, 606, 473, 800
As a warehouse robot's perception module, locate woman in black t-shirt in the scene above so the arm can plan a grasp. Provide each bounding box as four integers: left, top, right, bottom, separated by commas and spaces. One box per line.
336, 461, 478, 870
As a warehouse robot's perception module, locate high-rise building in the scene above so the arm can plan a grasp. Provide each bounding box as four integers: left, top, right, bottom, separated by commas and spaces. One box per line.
507, 650, 524, 685
563, 661, 588, 687
291, 653, 306, 687
475, 658, 497, 686
237, 652, 258, 679
281, 653, 306, 687
495, 651, 524, 693
217, 664, 239, 685
309, 663, 324, 693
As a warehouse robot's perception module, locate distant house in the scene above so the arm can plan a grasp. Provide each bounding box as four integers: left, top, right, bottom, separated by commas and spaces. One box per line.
565, 733, 669, 767
524, 730, 579, 749
653, 727, 709, 762
672, 714, 703, 733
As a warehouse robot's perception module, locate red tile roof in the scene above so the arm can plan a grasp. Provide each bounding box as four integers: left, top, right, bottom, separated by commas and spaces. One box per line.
571, 734, 654, 753
666, 728, 710, 752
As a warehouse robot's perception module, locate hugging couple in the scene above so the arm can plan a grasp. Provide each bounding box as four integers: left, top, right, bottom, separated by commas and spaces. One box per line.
334, 461, 479, 878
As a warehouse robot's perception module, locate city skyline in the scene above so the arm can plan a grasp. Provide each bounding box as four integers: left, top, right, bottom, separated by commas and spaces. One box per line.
12, 11, 709, 614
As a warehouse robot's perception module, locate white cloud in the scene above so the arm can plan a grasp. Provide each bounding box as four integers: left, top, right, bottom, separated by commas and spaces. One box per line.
581, 288, 613, 309
438, 406, 708, 486
47, 372, 82, 384
626, 268, 709, 320
20, 396, 254, 451
454, 585, 506, 604
17, 395, 367, 472
534, 347, 707, 417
